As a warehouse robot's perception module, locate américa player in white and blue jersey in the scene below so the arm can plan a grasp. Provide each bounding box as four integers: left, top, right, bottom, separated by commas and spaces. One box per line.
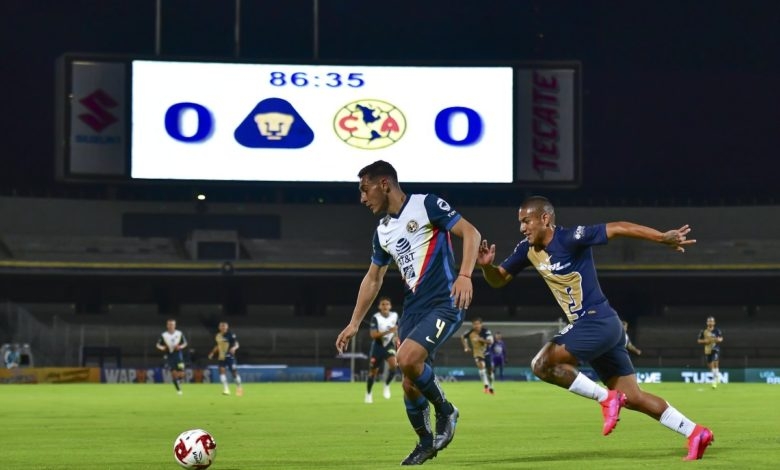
365, 296, 399, 403
336, 160, 481, 466
156, 319, 187, 395
477, 196, 714, 461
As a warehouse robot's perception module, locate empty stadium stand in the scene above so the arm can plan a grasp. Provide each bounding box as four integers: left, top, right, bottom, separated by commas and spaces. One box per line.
631, 306, 780, 368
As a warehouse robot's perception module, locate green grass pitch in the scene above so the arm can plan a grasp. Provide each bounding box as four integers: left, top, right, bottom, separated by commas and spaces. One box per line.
3, 381, 778, 469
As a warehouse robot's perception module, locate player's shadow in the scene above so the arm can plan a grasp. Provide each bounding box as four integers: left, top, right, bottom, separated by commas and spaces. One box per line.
460, 447, 706, 465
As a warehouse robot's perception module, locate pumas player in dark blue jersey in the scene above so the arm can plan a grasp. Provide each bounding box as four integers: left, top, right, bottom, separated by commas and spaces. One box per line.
208, 321, 244, 396
460, 317, 495, 394
336, 160, 481, 465
477, 196, 714, 461
697, 316, 723, 388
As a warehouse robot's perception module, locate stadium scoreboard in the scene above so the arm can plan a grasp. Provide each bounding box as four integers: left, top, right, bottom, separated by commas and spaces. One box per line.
56, 55, 580, 186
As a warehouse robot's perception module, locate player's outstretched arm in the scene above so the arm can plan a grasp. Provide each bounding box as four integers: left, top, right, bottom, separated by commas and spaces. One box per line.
606, 221, 696, 252
476, 240, 513, 288
336, 263, 388, 353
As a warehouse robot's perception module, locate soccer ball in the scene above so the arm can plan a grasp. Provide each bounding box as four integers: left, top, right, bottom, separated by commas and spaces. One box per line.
173, 429, 217, 469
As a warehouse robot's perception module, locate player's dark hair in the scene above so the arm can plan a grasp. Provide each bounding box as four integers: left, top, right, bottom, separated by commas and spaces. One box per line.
377, 296, 392, 304
522, 196, 555, 220
358, 160, 398, 184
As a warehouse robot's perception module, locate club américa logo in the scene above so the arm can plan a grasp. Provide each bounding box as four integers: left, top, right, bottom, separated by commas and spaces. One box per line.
333, 99, 406, 149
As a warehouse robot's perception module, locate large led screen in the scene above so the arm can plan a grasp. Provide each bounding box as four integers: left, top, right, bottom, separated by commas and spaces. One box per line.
131, 60, 514, 183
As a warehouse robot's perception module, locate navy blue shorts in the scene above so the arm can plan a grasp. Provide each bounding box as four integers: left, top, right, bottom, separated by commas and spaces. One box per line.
705, 351, 720, 363
552, 306, 635, 383
165, 352, 185, 371
219, 356, 237, 371
369, 341, 396, 367
400, 305, 464, 359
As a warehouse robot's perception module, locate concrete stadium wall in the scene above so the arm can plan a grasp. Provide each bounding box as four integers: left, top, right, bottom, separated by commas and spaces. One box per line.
2, 196, 780, 241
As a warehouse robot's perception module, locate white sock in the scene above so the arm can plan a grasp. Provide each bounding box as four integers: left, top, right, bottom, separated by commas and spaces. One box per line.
568, 372, 608, 402
220, 374, 229, 391
235, 375, 242, 386
712, 368, 720, 384
659, 404, 697, 437
479, 369, 489, 387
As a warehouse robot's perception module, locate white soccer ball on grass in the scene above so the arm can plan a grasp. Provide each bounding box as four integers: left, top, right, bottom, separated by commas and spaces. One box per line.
173, 429, 217, 469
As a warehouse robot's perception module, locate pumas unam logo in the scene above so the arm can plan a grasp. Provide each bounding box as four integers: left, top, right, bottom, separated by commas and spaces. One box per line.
235, 98, 313, 148
334, 99, 406, 149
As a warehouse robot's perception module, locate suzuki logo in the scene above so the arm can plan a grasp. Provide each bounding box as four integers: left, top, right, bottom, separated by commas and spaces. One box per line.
78, 89, 118, 132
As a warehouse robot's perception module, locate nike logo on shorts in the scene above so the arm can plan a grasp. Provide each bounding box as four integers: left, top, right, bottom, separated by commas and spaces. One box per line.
425, 336, 436, 344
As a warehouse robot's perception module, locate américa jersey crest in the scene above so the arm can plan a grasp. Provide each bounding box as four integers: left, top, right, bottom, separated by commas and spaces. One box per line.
371, 194, 461, 314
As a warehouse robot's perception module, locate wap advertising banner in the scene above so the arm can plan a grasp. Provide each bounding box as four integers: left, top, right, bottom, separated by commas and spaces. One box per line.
99, 366, 326, 383
129, 60, 514, 183
101, 368, 211, 384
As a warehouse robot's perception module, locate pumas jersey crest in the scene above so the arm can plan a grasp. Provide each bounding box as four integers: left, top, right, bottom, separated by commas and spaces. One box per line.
371, 194, 461, 312
500, 224, 609, 322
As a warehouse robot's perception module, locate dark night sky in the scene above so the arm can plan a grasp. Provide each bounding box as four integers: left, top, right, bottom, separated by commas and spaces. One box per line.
1, 0, 779, 205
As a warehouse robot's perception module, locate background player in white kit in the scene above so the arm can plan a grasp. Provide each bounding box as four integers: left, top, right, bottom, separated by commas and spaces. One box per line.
156, 319, 188, 395
365, 296, 400, 403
